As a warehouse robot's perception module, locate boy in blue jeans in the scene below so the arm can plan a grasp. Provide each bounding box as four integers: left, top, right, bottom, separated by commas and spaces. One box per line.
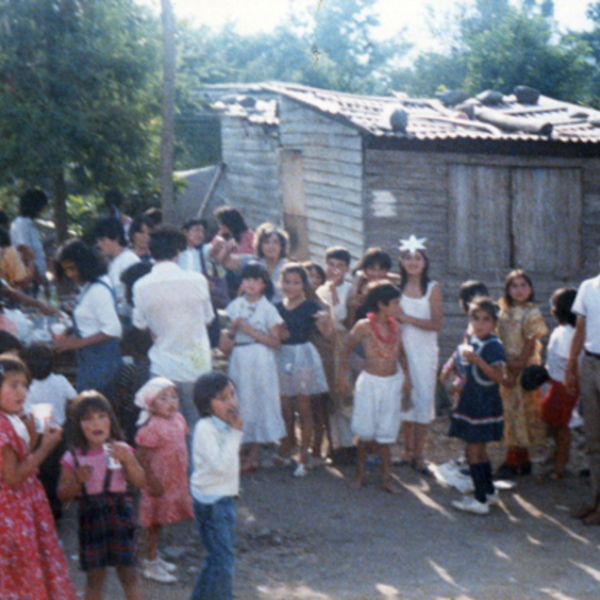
190, 371, 243, 600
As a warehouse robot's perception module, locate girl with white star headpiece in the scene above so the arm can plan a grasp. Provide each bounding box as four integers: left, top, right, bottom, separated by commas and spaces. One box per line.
397, 235, 444, 475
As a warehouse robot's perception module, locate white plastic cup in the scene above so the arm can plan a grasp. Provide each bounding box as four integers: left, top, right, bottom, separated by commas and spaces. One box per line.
31, 403, 54, 432
459, 343, 474, 361
50, 322, 67, 336
103, 443, 122, 469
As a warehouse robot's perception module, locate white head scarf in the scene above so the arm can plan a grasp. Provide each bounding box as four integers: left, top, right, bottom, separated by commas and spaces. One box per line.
134, 377, 176, 426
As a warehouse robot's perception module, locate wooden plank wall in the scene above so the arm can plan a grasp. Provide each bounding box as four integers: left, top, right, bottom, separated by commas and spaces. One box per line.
278, 98, 365, 264
365, 149, 600, 360
220, 116, 283, 229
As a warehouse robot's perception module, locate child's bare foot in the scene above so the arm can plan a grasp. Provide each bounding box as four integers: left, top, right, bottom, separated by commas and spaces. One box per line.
382, 479, 403, 495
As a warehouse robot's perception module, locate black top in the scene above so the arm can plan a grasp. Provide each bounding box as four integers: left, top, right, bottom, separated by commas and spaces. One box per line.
276, 299, 320, 345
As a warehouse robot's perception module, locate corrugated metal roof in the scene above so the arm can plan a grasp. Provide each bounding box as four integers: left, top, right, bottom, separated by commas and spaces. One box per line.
207, 81, 600, 145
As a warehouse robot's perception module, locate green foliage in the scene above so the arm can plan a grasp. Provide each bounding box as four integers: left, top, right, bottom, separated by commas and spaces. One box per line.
0, 0, 162, 197
175, 0, 409, 96
393, 0, 593, 103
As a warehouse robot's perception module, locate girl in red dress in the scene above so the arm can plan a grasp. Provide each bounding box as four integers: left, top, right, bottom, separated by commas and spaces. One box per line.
134, 378, 193, 583
0, 355, 78, 600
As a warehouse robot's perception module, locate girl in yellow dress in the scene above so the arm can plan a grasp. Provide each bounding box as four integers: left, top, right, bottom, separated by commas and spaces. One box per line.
497, 270, 548, 478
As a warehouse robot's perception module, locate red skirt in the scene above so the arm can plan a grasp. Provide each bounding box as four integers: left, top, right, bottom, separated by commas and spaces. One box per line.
540, 380, 578, 427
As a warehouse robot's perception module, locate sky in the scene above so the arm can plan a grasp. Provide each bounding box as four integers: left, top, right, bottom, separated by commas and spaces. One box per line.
155, 0, 594, 47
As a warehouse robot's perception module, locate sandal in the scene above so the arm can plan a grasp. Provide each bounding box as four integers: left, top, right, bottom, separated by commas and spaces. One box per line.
542, 469, 567, 481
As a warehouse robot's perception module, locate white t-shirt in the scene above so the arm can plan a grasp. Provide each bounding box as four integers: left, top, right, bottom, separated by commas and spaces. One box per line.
73, 276, 122, 339
133, 260, 214, 382
546, 324, 575, 383
572, 275, 600, 353
25, 373, 77, 427
108, 248, 140, 317
317, 281, 352, 328
178, 245, 212, 274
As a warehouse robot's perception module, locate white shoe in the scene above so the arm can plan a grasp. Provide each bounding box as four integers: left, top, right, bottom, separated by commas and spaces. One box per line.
142, 560, 178, 583
487, 490, 500, 506
142, 557, 177, 573
293, 463, 307, 478
451, 496, 490, 515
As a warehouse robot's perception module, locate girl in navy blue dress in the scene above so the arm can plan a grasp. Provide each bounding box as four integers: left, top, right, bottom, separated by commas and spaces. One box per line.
448, 297, 506, 515
276, 263, 332, 477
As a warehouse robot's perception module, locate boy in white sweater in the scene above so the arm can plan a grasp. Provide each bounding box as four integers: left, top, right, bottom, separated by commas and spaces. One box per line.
190, 371, 243, 600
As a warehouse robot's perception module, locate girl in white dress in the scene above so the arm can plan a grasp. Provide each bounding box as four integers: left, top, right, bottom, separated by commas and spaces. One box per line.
222, 262, 285, 473
398, 238, 443, 474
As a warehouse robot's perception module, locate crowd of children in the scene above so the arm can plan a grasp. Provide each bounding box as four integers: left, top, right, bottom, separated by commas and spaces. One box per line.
0, 194, 591, 599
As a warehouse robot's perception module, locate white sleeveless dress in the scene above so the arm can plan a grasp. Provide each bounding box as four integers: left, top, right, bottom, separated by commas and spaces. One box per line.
400, 281, 439, 424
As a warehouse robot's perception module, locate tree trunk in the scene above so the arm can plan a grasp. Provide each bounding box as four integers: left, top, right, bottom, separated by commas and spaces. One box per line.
160, 0, 176, 220
53, 169, 69, 245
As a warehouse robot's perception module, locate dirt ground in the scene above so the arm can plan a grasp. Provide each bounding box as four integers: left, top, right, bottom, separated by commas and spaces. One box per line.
57, 417, 600, 600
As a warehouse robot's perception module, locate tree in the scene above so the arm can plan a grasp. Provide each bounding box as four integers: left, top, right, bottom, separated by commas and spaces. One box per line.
176, 0, 409, 96
392, 0, 593, 104
160, 0, 176, 218
0, 0, 161, 241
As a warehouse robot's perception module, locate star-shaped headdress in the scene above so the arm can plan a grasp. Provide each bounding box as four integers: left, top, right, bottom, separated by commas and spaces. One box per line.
399, 235, 427, 255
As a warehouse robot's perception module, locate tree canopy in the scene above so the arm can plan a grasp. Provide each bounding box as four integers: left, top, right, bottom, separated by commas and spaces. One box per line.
0, 0, 161, 237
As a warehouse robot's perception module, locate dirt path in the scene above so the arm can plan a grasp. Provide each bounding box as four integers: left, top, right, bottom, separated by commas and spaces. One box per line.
58, 418, 600, 600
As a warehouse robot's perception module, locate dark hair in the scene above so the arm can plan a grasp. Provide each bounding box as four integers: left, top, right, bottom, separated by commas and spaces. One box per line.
0, 355, 30, 388
214, 206, 248, 242
104, 190, 124, 211
0, 331, 23, 355
144, 207, 163, 227
21, 342, 53, 380
56, 238, 107, 283
194, 371, 233, 418
551, 287, 577, 327
303, 261, 326, 287
0, 211, 9, 229
183, 218, 207, 232
240, 261, 274, 300
280, 262, 311, 298
255, 223, 288, 260
325, 246, 351, 266
520, 365, 550, 391
364, 281, 401, 313
0, 227, 10, 248
468, 296, 499, 322
121, 261, 152, 306
503, 269, 535, 306
69, 391, 124, 453
93, 216, 127, 247
399, 249, 430, 295
19, 189, 48, 218
359, 248, 392, 272
149, 226, 186, 261
458, 280, 489, 314
129, 215, 154, 239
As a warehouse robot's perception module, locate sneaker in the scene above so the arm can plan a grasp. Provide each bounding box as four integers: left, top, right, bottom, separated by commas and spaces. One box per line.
142, 557, 177, 573
156, 556, 177, 573
451, 496, 490, 515
142, 560, 178, 583
293, 463, 307, 478
487, 490, 500, 506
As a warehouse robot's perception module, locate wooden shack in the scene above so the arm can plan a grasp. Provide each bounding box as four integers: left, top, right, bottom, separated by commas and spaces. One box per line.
206, 82, 600, 358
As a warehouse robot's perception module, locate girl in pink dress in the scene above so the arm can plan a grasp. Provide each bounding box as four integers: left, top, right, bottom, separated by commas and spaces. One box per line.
0, 355, 78, 600
134, 378, 194, 583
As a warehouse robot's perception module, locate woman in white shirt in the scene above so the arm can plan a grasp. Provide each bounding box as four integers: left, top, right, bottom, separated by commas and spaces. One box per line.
53, 239, 122, 399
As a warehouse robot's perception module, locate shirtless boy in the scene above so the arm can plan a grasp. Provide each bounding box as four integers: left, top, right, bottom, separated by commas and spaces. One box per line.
338, 281, 412, 493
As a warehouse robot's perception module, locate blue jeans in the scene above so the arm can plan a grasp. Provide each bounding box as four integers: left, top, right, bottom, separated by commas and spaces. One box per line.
191, 496, 236, 600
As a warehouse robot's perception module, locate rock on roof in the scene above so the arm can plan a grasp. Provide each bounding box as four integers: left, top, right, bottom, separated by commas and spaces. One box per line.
207, 81, 600, 145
